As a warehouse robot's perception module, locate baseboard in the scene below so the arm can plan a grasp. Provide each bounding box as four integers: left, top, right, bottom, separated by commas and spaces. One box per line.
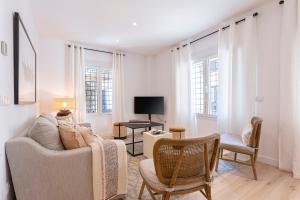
257, 154, 278, 167
293, 173, 300, 179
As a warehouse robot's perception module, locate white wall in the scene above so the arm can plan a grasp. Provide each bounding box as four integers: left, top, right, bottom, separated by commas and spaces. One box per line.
38, 38, 66, 114
149, 0, 281, 167
0, 0, 39, 199
38, 37, 150, 138
254, 1, 281, 166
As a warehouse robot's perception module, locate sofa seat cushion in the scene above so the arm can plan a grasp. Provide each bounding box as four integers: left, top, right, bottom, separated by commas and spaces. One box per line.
139, 159, 206, 193
28, 117, 64, 150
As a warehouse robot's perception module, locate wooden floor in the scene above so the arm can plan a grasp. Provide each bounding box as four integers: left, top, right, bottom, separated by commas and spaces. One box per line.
178, 162, 300, 200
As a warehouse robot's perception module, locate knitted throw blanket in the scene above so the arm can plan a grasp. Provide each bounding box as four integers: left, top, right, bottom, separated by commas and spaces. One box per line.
89, 138, 127, 200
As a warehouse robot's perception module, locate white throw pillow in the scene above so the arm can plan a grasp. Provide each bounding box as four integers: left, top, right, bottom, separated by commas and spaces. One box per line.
28, 117, 64, 150
241, 123, 253, 146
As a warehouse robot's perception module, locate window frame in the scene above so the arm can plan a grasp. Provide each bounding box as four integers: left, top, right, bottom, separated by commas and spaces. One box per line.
85, 66, 113, 115
191, 54, 219, 118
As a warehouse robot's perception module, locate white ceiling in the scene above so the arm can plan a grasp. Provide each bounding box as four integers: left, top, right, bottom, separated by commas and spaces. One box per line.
29, 0, 268, 55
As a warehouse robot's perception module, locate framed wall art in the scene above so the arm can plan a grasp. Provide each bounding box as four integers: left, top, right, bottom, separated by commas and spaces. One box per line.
13, 12, 36, 104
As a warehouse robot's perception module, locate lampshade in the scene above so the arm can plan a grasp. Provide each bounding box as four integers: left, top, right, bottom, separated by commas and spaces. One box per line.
52, 98, 75, 110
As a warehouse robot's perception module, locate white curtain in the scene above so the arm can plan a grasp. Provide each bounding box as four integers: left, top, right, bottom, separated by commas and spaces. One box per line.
112, 52, 125, 123
278, 0, 300, 178
171, 43, 198, 138
217, 16, 258, 135
69, 45, 86, 123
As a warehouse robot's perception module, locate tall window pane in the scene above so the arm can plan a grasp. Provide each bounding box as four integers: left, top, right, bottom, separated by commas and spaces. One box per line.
192, 61, 205, 114
100, 70, 112, 113
208, 57, 219, 116
85, 68, 98, 113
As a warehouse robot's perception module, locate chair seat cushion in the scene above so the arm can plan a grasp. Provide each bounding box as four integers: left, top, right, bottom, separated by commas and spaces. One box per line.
139, 159, 206, 193
220, 134, 255, 154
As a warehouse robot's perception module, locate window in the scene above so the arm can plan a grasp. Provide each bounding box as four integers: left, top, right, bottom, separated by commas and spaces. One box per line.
191, 61, 205, 114
192, 56, 219, 117
85, 67, 112, 114
100, 70, 112, 113
85, 68, 98, 113
208, 57, 219, 116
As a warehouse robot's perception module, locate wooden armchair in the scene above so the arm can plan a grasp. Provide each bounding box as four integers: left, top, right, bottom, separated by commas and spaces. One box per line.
138, 133, 220, 200
216, 117, 263, 180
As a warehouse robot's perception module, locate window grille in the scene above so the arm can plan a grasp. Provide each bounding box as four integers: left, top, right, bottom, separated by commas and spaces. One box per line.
191, 56, 219, 117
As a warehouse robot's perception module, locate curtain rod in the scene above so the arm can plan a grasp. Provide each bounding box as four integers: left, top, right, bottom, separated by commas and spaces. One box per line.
174, 12, 259, 51
67, 45, 125, 56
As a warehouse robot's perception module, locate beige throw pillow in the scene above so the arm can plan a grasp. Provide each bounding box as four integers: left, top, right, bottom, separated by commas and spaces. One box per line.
241, 123, 253, 146
59, 126, 87, 150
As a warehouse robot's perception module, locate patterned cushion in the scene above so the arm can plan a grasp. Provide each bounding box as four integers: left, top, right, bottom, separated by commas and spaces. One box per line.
56, 114, 74, 127
28, 117, 64, 150
220, 134, 255, 154
76, 125, 102, 145
139, 159, 206, 192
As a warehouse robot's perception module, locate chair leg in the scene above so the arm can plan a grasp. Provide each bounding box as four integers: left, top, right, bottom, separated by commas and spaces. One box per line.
146, 185, 156, 200
250, 154, 258, 180
162, 192, 171, 200
138, 181, 146, 199
204, 185, 212, 200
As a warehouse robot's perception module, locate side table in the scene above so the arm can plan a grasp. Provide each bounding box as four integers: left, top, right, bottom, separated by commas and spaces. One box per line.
143, 131, 172, 158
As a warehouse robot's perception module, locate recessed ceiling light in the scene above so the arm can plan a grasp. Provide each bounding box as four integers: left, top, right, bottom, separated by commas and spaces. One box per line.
132, 22, 137, 26
116, 39, 120, 43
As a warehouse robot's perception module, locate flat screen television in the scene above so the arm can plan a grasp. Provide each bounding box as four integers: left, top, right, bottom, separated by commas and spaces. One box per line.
134, 96, 164, 115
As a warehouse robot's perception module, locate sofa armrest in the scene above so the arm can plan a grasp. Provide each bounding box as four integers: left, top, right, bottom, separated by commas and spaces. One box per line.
6, 137, 93, 200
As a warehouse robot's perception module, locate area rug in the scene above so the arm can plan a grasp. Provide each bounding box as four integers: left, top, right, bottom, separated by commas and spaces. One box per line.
125, 154, 237, 200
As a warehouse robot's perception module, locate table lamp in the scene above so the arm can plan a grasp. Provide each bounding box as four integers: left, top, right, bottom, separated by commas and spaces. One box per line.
52, 98, 75, 117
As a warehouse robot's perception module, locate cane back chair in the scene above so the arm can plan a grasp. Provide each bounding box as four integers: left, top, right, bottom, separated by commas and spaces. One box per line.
138, 133, 220, 200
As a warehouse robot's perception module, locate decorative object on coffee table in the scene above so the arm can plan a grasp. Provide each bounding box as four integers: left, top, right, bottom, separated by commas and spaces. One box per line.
13, 12, 37, 104
169, 127, 186, 139
52, 98, 75, 117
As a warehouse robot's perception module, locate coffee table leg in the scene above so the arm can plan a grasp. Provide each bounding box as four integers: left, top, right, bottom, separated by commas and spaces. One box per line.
132, 129, 135, 155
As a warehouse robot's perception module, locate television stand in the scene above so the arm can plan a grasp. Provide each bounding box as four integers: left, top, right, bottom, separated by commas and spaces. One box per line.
148, 114, 152, 130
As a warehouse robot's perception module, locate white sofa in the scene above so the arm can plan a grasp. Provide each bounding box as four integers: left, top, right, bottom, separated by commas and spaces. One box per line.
5, 115, 127, 200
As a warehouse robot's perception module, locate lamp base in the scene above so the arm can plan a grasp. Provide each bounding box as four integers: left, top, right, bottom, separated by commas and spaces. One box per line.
57, 110, 71, 117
